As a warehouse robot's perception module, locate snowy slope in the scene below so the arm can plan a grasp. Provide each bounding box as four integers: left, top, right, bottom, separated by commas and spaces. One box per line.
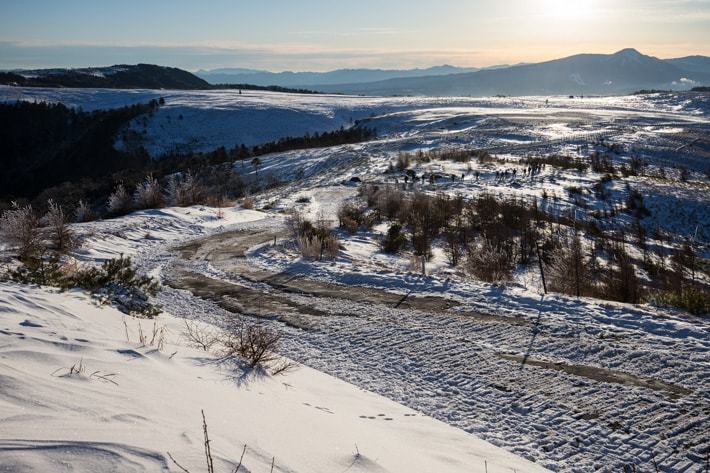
1, 86, 707, 157
0, 282, 549, 473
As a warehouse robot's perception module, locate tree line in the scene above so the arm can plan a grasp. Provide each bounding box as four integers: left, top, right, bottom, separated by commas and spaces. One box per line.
0, 100, 376, 215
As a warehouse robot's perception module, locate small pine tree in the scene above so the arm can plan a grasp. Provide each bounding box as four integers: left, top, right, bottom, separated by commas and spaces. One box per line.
381, 223, 407, 254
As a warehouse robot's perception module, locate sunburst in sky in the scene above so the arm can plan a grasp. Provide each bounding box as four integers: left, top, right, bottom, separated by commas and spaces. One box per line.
1, 0, 708, 70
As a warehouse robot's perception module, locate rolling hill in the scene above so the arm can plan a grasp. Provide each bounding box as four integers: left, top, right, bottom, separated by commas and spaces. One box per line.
195, 65, 479, 87
0, 64, 210, 89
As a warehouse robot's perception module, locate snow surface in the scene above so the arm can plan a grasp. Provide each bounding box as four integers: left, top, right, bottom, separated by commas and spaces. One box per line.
20, 199, 701, 472
1, 86, 707, 157
1, 86, 709, 471
0, 282, 548, 473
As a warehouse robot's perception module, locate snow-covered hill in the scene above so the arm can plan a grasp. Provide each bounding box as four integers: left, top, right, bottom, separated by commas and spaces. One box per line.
1, 85, 709, 471
0, 281, 549, 473
2, 86, 707, 157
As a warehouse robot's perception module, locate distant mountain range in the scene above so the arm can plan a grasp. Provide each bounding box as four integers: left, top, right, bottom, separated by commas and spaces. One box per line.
1, 49, 708, 96
195, 65, 480, 87
309, 49, 710, 96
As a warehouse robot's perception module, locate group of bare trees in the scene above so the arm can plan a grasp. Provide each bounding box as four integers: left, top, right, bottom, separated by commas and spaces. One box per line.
354, 184, 707, 313
287, 211, 340, 261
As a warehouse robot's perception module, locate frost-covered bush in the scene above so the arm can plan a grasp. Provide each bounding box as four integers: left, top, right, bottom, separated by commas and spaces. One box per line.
74, 200, 96, 223
96, 283, 160, 318
107, 183, 132, 215
133, 175, 163, 209
165, 172, 201, 207
0, 202, 42, 260
7, 254, 64, 286
43, 199, 79, 252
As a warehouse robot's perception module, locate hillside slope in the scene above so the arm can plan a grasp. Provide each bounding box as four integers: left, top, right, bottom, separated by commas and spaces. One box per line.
0, 237, 549, 473
314, 49, 710, 96
0, 64, 210, 89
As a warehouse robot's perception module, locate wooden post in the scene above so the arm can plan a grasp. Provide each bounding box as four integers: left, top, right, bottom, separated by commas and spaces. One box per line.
536, 242, 547, 294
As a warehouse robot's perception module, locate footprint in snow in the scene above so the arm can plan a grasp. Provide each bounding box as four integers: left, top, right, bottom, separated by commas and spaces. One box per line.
19, 319, 43, 328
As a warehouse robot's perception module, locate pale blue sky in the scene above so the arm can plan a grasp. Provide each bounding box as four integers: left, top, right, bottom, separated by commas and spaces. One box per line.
1, 0, 709, 70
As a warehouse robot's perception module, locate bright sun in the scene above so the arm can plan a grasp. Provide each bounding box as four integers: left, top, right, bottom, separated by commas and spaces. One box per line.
543, 0, 595, 20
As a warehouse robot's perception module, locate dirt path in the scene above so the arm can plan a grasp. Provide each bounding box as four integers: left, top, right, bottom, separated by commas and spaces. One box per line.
160, 226, 706, 471
498, 354, 691, 398
170, 229, 529, 326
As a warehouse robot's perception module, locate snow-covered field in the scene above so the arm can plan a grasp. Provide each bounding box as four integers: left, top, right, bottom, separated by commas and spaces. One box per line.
0, 281, 548, 473
1, 197, 703, 472
1, 86, 707, 158
1, 86, 709, 471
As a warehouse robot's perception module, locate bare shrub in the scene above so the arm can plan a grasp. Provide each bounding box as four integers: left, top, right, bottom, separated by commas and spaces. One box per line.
221, 323, 282, 369
0, 202, 42, 260
443, 226, 464, 267
323, 234, 340, 259
298, 235, 322, 259
107, 183, 132, 215
523, 154, 587, 171
395, 152, 410, 171
74, 200, 96, 223
378, 188, 406, 221
241, 196, 255, 209
337, 202, 373, 233
165, 172, 201, 207
466, 239, 513, 283
286, 209, 308, 240
408, 192, 438, 274
133, 175, 163, 209
43, 199, 79, 252
182, 320, 219, 351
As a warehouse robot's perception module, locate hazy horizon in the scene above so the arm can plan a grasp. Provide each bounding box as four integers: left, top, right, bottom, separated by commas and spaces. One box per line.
2, 0, 709, 71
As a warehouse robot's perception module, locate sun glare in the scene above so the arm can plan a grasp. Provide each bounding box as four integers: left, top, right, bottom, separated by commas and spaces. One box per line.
542, 0, 595, 20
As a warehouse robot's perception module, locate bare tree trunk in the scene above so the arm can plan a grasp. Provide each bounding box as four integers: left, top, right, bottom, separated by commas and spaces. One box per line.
536, 242, 547, 294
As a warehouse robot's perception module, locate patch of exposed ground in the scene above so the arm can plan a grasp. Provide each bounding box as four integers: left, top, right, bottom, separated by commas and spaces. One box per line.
499, 353, 692, 398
